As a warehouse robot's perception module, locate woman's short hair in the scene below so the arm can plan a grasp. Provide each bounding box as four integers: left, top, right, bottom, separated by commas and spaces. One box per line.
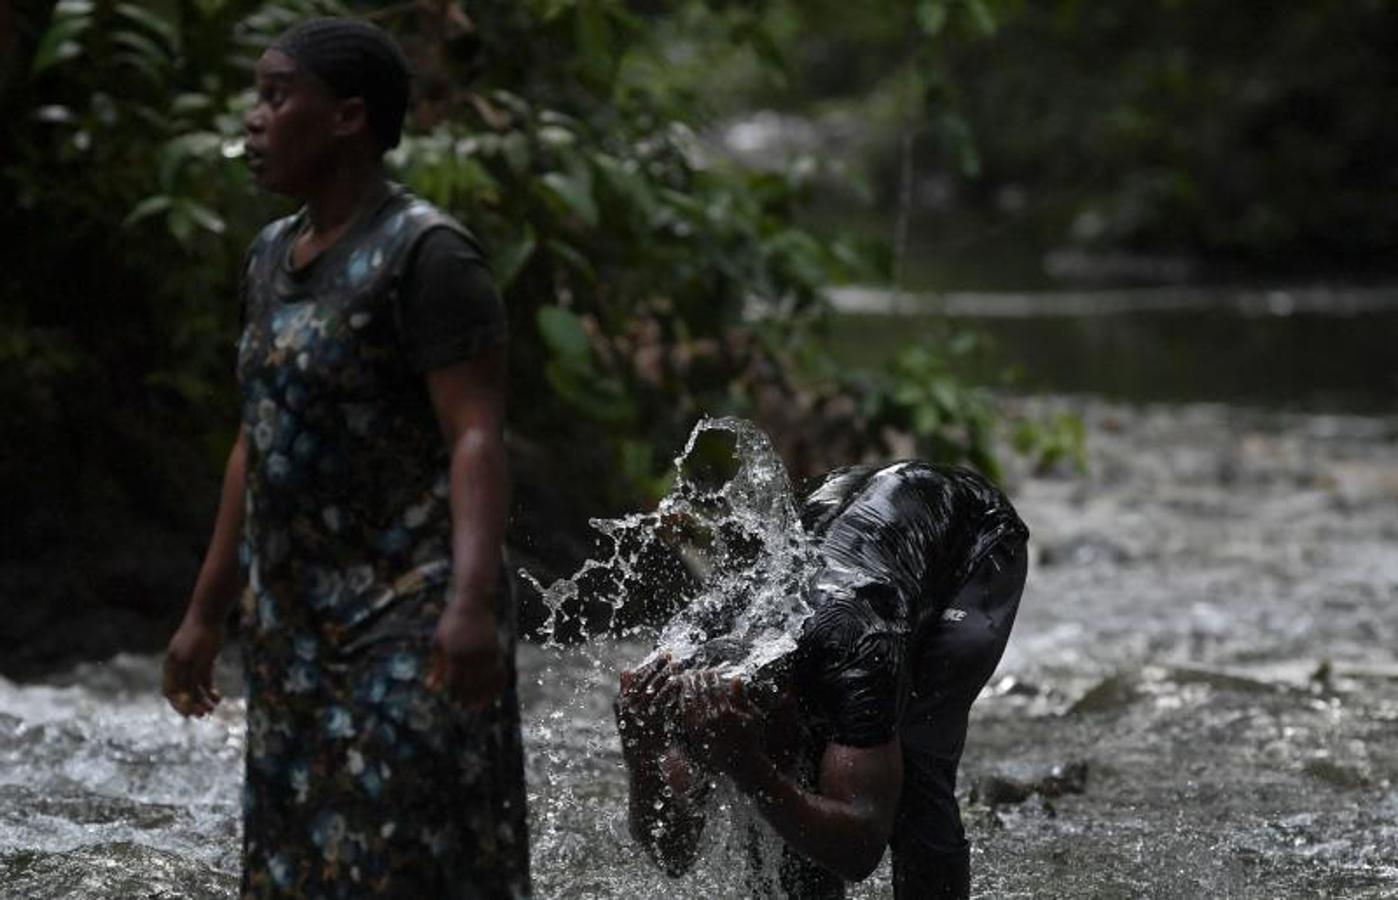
271, 17, 411, 151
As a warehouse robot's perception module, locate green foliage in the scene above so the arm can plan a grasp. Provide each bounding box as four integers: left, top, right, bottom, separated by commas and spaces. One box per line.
2, 0, 1048, 550
381, 4, 886, 496
671, 0, 1398, 271
1012, 411, 1086, 475
865, 338, 1002, 477
0, 0, 340, 526
953, 1, 1398, 262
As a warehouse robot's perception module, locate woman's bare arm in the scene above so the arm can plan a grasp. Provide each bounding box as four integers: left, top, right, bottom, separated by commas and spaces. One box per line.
422, 347, 511, 710
164, 426, 248, 717
187, 426, 248, 624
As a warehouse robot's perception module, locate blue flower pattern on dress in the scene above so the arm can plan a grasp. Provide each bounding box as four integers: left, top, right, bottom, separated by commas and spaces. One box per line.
235, 185, 530, 898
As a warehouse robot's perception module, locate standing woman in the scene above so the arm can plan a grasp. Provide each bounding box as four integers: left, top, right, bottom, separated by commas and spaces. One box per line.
162, 18, 530, 898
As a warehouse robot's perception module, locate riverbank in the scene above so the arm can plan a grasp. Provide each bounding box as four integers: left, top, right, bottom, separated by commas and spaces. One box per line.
2, 397, 1395, 897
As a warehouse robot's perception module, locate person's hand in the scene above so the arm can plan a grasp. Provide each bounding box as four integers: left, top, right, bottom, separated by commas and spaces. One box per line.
677, 671, 764, 778
163, 618, 225, 718
427, 602, 505, 711
614, 655, 681, 767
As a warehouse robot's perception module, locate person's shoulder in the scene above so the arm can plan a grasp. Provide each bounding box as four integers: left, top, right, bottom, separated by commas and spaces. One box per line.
239, 213, 301, 288
797, 577, 896, 654
878, 459, 1011, 502
799, 464, 881, 532
891, 460, 1027, 540
248, 212, 300, 257
390, 186, 488, 257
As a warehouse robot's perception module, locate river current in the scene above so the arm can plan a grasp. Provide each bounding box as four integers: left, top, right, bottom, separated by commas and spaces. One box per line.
3, 398, 1396, 897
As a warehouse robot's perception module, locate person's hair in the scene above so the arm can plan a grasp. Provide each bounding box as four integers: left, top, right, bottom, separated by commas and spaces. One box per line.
270, 17, 411, 151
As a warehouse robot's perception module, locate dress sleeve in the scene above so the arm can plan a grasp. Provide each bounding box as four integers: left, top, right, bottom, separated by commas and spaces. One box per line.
398, 226, 507, 374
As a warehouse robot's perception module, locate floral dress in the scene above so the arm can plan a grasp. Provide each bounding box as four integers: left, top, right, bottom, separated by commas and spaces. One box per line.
235, 184, 530, 898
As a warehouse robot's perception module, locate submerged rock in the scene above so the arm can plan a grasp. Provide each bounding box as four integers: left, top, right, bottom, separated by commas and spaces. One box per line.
1324, 461, 1398, 508
0, 842, 233, 899
971, 761, 1089, 807
1302, 757, 1371, 790
1066, 673, 1140, 715
1037, 534, 1135, 568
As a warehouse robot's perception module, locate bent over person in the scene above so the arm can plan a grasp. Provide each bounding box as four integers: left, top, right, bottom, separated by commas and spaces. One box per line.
161, 18, 530, 898
616, 461, 1029, 898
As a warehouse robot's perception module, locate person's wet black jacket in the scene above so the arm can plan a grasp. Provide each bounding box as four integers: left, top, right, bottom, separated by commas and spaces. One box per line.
793, 462, 1029, 748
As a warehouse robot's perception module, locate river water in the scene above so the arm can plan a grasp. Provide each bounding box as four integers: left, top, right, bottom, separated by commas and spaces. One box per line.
3, 396, 1397, 897
828, 285, 1398, 413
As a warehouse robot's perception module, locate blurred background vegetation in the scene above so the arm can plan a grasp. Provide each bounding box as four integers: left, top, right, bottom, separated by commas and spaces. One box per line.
2, 0, 1394, 668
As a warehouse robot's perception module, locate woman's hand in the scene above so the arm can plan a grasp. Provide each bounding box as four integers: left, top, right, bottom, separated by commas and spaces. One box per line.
427, 602, 505, 711
614, 655, 681, 767
163, 619, 225, 718
678, 672, 765, 779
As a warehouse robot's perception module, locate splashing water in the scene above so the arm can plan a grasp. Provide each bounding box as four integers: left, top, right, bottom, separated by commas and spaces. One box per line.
518, 417, 827, 895
522, 416, 823, 680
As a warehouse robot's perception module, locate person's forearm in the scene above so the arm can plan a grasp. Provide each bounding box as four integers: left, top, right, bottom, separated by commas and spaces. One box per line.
627, 746, 708, 876
185, 429, 249, 627
730, 753, 888, 882
445, 425, 510, 611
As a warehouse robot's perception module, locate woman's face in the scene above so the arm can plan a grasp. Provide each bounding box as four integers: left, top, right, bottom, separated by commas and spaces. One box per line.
244, 49, 341, 197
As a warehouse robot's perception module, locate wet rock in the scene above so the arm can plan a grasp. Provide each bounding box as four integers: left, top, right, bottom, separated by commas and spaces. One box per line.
1038, 534, 1135, 568
972, 760, 1089, 807
1302, 758, 1370, 790
1324, 461, 1398, 508
989, 675, 1041, 697
1311, 659, 1333, 692
0, 785, 182, 829
1066, 673, 1139, 715
0, 842, 233, 899
1166, 666, 1303, 696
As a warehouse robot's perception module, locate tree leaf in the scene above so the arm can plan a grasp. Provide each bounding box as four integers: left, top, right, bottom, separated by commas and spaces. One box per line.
182, 200, 227, 235
962, 0, 997, 37
112, 28, 172, 67
157, 132, 224, 190
31, 15, 90, 74
115, 3, 181, 54
123, 194, 172, 228
500, 131, 532, 175
540, 170, 598, 227
493, 228, 537, 290
912, 404, 941, 435
732, 17, 786, 73
574, 0, 617, 89
171, 93, 213, 116
167, 205, 194, 244
546, 239, 596, 281
536, 306, 591, 361
545, 362, 635, 425
595, 153, 655, 217
114, 50, 165, 85
916, 1, 949, 36
527, 0, 575, 24
935, 114, 981, 178
928, 378, 960, 414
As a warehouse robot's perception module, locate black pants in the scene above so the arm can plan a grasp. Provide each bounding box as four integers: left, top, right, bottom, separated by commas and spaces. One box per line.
891, 537, 1028, 900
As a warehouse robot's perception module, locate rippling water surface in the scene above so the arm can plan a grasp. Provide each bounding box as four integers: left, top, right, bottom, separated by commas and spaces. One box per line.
3, 399, 1397, 897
